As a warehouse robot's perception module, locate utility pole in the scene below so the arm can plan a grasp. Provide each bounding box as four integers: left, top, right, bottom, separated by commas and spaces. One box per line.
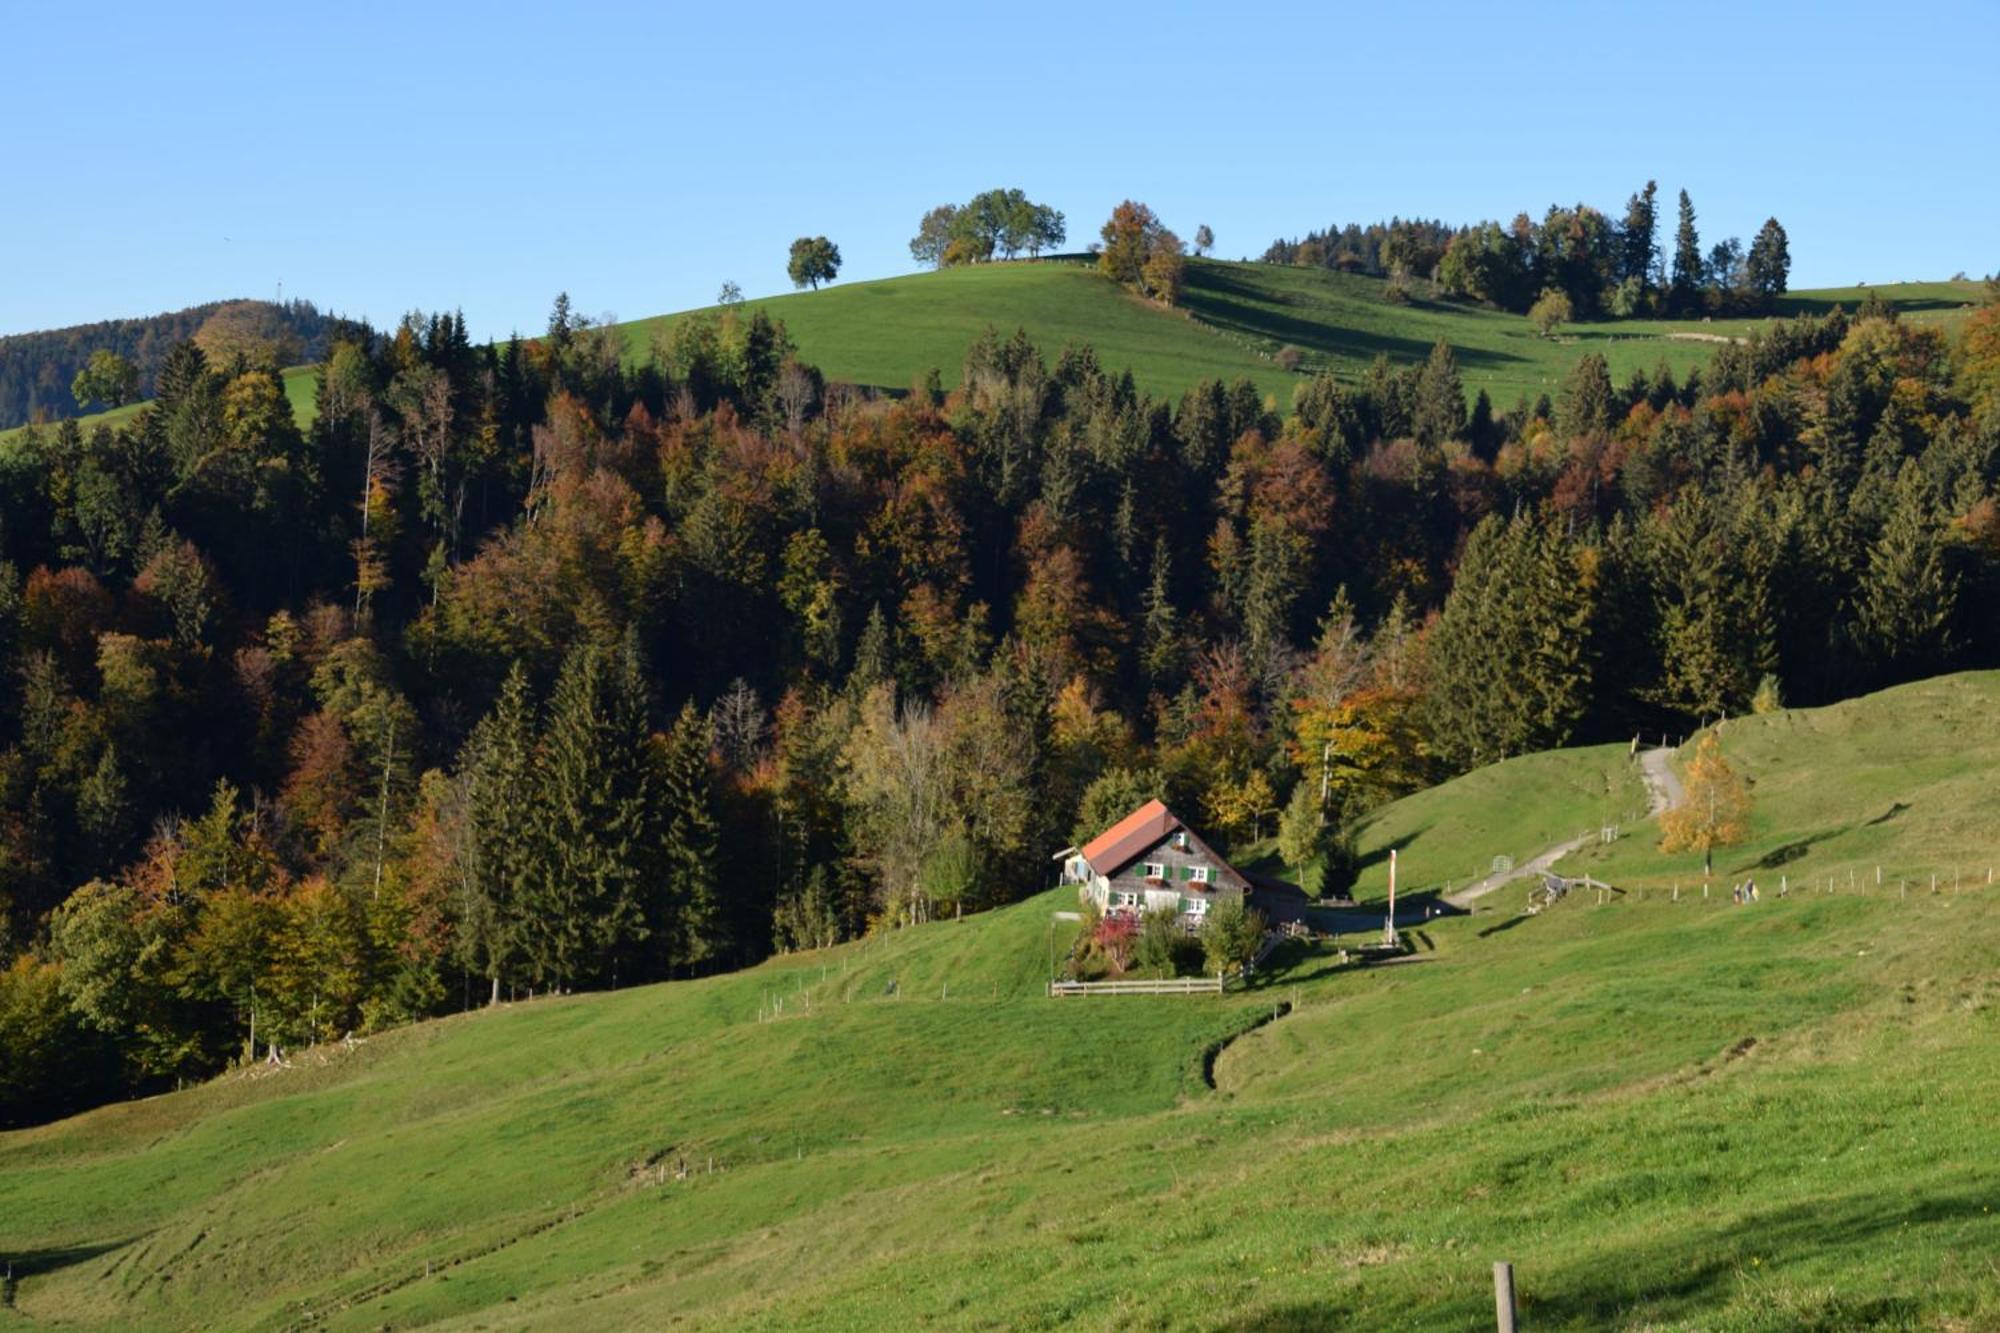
1383, 849, 1399, 948
1318, 740, 1333, 823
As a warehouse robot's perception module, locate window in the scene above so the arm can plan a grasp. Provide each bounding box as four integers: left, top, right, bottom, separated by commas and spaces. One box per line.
1190, 866, 1210, 884
1143, 862, 1165, 880
1172, 831, 1188, 850
1114, 891, 1138, 909
1184, 896, 1209, 915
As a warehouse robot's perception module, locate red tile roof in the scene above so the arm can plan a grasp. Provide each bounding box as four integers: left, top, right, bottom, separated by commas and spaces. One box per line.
1079, 798, 1177, 877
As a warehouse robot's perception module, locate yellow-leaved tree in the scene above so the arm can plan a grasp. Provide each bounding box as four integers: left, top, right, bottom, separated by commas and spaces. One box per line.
1658, 732, 1751, 878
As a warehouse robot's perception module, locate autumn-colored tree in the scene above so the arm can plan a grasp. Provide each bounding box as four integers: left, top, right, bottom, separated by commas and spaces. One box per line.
1529, 288, 1574, 338
1098, 201, 1185, 302
1205, 768, 1277, 844
71, 349, 139, 409
1658, 732, 1751, 878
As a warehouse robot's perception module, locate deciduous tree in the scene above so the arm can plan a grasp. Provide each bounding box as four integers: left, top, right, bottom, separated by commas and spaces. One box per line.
787, 236, 841, 291
1658, 731, 1750, 878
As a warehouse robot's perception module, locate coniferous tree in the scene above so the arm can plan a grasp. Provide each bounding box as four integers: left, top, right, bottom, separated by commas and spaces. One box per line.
1670, 189, 1703, 313
1466, 389, 1498, 462
1647, 491, 1774, 720
1745, 218, 1791, 308
1423, 516, 1517, 768
1411, 339, 1466, 447
522, 640, 654, 990
455, 663, 536, 1005
850, 603, 894, 696
1851, 469, 1958, 681
657, 701, 722, 972
1555, 354, 1614, 439
1139, 537, 1182, 691
1620, 180, 1660, 293
1424, 512, 1595, 770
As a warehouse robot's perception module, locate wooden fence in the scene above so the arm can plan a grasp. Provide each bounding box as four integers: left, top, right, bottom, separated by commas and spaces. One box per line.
1047, 975, 1227, 997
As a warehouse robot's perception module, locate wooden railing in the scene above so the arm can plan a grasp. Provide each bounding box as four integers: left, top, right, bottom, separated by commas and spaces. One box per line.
1048, 975, 1227, 997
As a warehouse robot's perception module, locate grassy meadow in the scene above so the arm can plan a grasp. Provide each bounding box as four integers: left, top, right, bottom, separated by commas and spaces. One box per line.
623, 260, 1984, 408
4, 671, 1997, 1330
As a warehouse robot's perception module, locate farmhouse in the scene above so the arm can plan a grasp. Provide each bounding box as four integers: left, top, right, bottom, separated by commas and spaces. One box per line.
1059, 799, 1272, 928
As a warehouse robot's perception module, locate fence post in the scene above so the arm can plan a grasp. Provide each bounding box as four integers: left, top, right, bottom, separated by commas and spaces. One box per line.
1493, 1261, 1518, 1333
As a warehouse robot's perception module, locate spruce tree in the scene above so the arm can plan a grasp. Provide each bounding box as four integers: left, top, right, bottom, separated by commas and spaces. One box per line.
1646, 491, 1775, 720
1620, 180, 1659, 292
1422, 516, 1516, 768
522, 640, 655, 990
1412, 339, 1466, 447
1423, 511, 1595, 770
850, 603, 894, 695
1466, 389, 1498, 463
1139, 537, 1182, 691
1555, 353, 1614, 439
1670, 189, 1703, 313
1851, 469, 1958, 680
657, 701, 722, 973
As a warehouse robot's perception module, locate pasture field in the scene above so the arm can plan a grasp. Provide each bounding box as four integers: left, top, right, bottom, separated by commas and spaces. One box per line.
623, 260, 1983, 408
4, 672, 1997, 1330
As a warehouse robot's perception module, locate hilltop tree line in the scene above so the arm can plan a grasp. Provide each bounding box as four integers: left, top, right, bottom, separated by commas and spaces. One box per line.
4, 281, 2000, 1125
910, 189, 1067, 268
1263, 183, 1791, 318
0, 299, 336, 429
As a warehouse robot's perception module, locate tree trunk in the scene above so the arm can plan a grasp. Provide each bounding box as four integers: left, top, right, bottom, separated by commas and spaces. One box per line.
489, 973, 501, 1007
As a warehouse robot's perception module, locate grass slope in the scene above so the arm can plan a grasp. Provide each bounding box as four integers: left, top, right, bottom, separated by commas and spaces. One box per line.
0, 365, 318, 448
5, 672, 1997, 1330
623, 262, 1983, 407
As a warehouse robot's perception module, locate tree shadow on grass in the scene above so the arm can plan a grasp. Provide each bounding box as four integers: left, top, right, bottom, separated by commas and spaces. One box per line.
2, 1238, 132, 1306
1358, 828, 1428, 873
1866, 801, 1912, 827
1180, 267, 1532, 373
1215, 1301, 1355, 1331
1518, 1184, 1987, 1329
2, 1240, 129, 1278
1746, 826, 1847, 870
1478, 914, 1536, 940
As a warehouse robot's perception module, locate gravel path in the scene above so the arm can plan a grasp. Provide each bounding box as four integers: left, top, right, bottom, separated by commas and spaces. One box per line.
1638, 746, 1684, 815
1440, 748, 1682, 911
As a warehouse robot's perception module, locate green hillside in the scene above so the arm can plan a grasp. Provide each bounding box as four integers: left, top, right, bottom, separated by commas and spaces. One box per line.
5, 672, 1997, 1330
622, 260, 1983, 406
0, 364, 317, 447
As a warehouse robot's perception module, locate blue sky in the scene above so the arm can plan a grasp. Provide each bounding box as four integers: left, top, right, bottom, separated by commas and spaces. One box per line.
5, 0, 1994, 341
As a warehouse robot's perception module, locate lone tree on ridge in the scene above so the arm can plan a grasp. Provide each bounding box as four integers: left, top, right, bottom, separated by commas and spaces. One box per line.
787, 236, 841, 291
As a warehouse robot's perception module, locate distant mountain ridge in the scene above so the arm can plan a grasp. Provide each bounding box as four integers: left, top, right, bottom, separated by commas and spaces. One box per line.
0, 299, 336, 429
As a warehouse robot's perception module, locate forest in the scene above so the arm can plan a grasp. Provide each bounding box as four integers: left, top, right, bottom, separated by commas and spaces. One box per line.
0, 299, 335, 429
3, 277, 1999, 1127
1263, 182, 1791, 318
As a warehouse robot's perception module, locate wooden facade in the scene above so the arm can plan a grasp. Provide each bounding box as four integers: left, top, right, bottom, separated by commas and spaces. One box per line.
1061, 799, 1250, 928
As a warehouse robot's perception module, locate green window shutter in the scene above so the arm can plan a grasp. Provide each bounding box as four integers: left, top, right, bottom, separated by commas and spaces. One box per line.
1181, 865, 1194, 881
